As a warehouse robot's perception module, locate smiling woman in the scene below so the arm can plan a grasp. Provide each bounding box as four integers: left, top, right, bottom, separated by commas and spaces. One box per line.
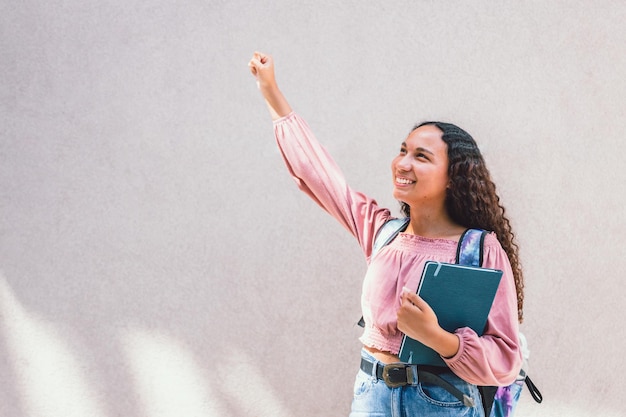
249, 52, 525, 417
391, 126, 452, 234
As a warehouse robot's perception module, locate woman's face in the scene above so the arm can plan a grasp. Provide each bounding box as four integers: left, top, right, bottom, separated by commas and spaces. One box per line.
391, 125, 450, 209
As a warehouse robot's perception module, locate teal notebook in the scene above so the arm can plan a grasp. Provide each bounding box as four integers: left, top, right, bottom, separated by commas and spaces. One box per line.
399, 261, 503, 367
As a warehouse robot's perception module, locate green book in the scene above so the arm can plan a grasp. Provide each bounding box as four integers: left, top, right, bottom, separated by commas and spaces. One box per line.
399, 261, 503, 367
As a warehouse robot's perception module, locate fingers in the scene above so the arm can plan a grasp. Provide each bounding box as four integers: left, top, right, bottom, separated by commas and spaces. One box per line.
400, 290, 431, 315
249, 51, 270, 69
248, 51, 273, 80
409, 294, 431, 314
253, 51, 269, 64
400, 287, 418, 306
248, 57, 261, 76
403, 291, 421, 306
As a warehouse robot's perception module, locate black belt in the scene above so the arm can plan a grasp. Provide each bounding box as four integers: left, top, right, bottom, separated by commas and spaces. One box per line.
360, 357, 475, 407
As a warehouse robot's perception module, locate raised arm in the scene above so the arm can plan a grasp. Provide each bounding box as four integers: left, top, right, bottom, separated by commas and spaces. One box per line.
248, 52, 292, 120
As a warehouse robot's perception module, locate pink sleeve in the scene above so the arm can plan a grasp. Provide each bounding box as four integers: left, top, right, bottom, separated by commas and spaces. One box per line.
442, 233, 523, 386
273, 112, 390, 257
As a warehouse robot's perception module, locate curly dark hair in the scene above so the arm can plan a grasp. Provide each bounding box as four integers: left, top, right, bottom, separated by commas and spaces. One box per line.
401, 121, 524, 323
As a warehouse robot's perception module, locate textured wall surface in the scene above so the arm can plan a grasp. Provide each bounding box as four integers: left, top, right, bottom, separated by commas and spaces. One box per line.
1, 1, 625, 416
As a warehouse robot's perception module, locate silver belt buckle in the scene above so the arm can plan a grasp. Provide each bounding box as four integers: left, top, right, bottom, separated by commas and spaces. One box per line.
382, 363, 415, 388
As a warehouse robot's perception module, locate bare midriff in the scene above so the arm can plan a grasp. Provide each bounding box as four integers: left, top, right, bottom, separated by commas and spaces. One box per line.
364, 345, 402, 364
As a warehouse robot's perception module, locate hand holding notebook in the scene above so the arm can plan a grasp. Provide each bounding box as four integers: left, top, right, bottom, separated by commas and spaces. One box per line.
399, 261, 503, 367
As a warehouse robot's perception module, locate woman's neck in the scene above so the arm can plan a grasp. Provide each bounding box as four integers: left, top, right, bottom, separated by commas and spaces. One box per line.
406, 209, 464, 240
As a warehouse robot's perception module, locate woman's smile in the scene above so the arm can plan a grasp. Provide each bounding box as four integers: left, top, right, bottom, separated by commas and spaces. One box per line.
395, 175, 416, 186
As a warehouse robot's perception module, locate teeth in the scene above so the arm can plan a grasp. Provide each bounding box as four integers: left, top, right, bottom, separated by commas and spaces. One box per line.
396, 177, 415, 185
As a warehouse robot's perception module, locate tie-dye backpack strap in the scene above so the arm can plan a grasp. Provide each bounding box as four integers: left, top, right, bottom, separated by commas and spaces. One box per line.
456, 229, 543, 417
456, 228, 487, 267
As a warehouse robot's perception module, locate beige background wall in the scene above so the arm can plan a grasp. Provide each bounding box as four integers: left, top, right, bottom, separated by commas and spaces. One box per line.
1, 1, 625, 416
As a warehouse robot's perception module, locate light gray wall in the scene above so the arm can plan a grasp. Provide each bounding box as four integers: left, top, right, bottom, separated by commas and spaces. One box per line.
1, 1, 625, 416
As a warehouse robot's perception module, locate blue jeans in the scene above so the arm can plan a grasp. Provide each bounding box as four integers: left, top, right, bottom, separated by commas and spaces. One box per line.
349, 349, 485, 417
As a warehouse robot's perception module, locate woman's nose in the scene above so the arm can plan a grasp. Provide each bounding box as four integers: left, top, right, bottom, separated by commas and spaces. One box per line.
396, 154, 411, 171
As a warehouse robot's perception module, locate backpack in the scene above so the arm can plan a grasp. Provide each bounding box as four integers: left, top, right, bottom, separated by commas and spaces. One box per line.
361, 218, 543, 416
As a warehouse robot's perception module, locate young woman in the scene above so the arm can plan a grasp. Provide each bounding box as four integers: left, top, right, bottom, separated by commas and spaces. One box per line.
248, 51, 524, 417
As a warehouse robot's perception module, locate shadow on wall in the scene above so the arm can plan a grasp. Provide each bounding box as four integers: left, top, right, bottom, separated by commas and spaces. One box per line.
0, 272, 291, 417
1, 269, 624, 417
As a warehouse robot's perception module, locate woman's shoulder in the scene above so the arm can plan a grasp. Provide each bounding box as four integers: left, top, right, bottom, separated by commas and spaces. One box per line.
483, 231, 504, 250
480, 231, 513, 269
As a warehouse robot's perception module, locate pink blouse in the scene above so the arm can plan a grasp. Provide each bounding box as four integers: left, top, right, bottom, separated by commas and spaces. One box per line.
273, 112, 522, 386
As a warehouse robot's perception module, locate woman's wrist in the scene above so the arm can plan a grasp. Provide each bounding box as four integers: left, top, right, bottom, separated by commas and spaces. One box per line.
432, 328, 461, 359
258, 79, 278, 97
262, 85, 292, 120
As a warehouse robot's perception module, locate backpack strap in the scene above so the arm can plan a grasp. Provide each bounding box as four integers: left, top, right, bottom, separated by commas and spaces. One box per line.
456, 229, 546, 413
456, 228, 487, 267
358, 218, 410, 327
371, 217, 410, 258
524, 376, 544, 403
